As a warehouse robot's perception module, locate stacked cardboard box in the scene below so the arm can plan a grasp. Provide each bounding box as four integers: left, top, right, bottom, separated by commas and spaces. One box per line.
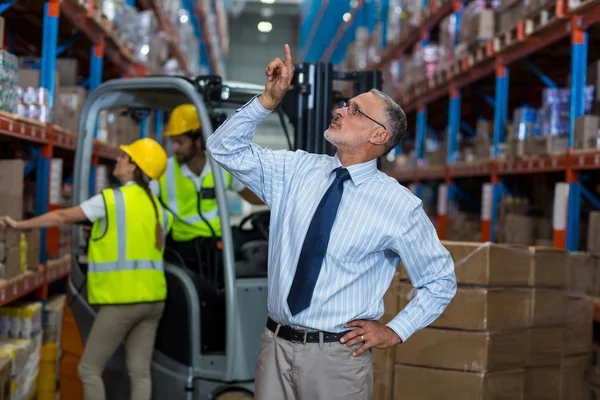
396, 242, 531, 399
560, 252, 595, 399
0, 160, 44, 278
372, 267, 401, 400
393, 242, 593, 399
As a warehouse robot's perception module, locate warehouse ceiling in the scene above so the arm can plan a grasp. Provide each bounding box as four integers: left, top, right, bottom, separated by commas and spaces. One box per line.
228, 0, 300, 18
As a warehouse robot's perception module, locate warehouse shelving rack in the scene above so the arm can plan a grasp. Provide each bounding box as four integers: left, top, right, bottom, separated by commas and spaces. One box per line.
368, 0, 600, 254
0, 0, 227, 307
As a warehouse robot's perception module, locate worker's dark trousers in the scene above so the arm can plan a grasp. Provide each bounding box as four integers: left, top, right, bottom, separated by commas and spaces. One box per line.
78, 302, 165, 400
165, 236, 223, 285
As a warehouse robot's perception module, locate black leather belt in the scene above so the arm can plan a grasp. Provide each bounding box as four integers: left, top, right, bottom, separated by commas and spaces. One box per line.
266, 317, 347, 344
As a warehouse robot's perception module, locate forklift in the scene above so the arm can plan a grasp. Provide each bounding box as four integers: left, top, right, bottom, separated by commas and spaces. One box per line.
69, 66, 381, 399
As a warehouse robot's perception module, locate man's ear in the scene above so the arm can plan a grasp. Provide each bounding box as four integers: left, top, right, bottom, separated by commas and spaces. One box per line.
370, 129, 390, 146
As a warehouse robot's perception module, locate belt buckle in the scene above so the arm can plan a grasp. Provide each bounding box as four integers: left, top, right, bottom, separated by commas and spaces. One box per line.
291, 328, 308, 344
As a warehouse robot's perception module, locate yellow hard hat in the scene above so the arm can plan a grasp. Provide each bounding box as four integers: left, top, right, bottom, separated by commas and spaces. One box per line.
164, 104, 201, 137
120, 138, 168, 181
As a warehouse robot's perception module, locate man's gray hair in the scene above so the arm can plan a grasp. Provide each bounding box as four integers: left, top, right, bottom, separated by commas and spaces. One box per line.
370, 89, 407, 155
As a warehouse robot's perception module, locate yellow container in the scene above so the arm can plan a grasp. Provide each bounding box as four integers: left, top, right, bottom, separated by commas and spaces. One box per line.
36, 390, 56, 400
40, 343, 58, 361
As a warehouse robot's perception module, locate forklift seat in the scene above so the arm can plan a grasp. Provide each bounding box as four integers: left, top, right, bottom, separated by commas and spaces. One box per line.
154, 264, 226, 365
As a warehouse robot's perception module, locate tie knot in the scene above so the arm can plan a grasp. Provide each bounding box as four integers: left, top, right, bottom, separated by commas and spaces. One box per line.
336, 168, 351, 182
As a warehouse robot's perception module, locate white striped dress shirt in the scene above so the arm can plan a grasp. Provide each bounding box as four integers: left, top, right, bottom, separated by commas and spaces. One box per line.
206, 97, 456, 341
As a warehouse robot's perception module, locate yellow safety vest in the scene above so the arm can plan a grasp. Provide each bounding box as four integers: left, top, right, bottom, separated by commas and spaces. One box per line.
158, 157, 231, 242
87, 184, 173, 305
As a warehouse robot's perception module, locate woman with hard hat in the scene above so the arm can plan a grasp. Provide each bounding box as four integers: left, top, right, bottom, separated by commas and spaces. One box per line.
1, 137, 172, 400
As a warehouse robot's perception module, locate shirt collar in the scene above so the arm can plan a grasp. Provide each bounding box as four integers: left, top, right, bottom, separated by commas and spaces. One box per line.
327, 154, 378, 186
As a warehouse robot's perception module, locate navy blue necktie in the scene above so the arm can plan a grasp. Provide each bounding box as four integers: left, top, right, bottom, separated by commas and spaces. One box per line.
287, 167, 352, 316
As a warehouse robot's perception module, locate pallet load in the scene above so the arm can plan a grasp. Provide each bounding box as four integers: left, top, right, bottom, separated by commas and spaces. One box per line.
372, 267, 401, 400
392, 241, 593, 399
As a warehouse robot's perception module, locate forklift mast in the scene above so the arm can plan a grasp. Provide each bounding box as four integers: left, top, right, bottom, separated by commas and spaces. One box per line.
280, 63, 382, 155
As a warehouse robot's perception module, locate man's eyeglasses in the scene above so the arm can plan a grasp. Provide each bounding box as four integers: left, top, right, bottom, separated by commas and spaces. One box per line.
337, 101, 387, 131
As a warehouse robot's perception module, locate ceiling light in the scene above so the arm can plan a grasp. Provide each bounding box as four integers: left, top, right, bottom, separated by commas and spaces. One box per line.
261, 0, 275, 3
260, 7, 274, 18
343, 12, 352, 22
350, 0, 358, 7
258, 21, 273, 33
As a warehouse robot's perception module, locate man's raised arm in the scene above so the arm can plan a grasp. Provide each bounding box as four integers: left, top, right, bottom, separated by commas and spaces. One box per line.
206, 44, 296, 208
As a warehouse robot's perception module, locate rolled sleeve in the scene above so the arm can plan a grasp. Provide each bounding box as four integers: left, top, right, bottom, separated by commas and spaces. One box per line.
389, 196, 457, 341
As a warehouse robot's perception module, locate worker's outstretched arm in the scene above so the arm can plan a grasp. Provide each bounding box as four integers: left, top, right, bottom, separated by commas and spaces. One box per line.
206, 44, 296, 208
1, 206, 88, 230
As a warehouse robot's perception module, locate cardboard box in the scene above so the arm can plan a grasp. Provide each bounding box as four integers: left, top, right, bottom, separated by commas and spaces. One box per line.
527, 328, 564, 367
574, 115, 599, 150
477, 119, 493, 138
531, 289, 566, 327
25, 230, 40, 272
5, 246, 22, 279
396, 328, 529, 372
464, 9, 495, 42
55, 86, 88, 134
442, 241, 531, 286
372, 348, 394, 400
399, 283, 532, 331
503, 214, 536, 246
0, 160, 25, 219
525, 366, 561, 400
591, 344, 600, 387
564, 295, 593, 356
568, 252, 597, 296
528, 247, 568, 288
560, 354, 590, 400
588, 211, 600, 255
17, 69, 59, 102
393, 364, 525, 400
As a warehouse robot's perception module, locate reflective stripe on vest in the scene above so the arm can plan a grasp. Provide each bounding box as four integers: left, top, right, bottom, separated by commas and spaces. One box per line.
87, 185, 171, 305
159, 157, 228, 241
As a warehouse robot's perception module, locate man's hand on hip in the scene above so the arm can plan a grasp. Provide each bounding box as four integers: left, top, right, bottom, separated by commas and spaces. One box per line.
259, 44, 294, 111
340, 320, 402, 356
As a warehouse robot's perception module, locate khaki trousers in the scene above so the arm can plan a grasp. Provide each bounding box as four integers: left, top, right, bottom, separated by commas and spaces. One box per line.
78, 302, 165, 400
254, 325, 373, 400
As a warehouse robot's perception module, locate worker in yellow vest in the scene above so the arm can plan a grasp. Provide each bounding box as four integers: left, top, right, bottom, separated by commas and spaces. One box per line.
150, 104, 262, 280
1, 138, 173, 400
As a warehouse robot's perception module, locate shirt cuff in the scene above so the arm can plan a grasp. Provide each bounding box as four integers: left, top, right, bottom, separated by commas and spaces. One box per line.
386, 313, 417, 343
246, 96, 273, 120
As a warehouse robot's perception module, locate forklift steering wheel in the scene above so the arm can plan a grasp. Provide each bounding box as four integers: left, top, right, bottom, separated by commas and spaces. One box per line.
237, 210, 270, 241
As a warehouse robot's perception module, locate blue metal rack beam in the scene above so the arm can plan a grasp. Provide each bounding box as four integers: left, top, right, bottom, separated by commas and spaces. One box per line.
476, 87, 495, 108
41, 0, 59, 112
140, 117, 149, 138
32, 33, 83, 69
447, 87, 461, 164
416, 105, 426, 199
565, 23, 588, 251
493, 65, 509, 157
582, 185, 600, 210
0, 0, 18, 14
89, 43, 104, 91
523, 57, 557, 88
154, 111, 164, 144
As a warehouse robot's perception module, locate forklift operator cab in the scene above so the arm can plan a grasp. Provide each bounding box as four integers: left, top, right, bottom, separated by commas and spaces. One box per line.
70, 76, 269, 399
